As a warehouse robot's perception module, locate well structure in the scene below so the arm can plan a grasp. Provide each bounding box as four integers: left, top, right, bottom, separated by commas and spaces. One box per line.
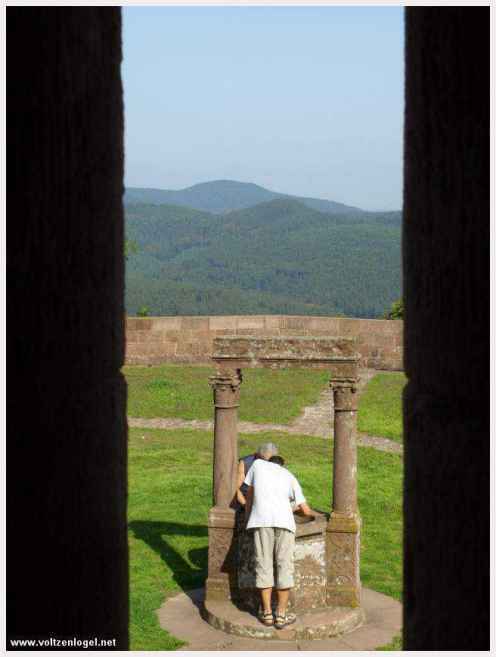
203, 336, 365, 639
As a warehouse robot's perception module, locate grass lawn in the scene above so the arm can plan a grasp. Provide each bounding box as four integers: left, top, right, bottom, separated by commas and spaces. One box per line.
358, 372, 407, 443
124, 364, 329, 424
128, 428, 403, 650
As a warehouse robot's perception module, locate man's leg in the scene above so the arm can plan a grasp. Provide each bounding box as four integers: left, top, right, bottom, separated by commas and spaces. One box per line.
274, 528, 296, 625
260, 586, 273, 614
253, 528, 275, 621
276, 588, 290, 616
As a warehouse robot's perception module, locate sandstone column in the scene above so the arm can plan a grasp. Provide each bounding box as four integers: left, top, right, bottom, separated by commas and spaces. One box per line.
205, 369, 242, 602
326, 377, 361, 608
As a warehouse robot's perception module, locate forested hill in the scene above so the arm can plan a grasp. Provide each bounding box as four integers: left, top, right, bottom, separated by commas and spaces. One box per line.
124, 179, 363, 215
125, 198, 402, 318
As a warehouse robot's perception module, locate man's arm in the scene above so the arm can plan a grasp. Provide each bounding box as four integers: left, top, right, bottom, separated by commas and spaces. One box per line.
295, 502, 316, 517
291, 476, 316, 518
236, 460, 247, 506
241, 460, 256, 520
244, 486, 254, 526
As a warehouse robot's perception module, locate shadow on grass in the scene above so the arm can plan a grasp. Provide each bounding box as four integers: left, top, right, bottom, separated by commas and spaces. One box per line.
129, 520, 209, 598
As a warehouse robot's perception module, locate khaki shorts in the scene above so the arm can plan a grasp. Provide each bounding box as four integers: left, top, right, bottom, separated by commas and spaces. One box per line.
252, 527, 295, 589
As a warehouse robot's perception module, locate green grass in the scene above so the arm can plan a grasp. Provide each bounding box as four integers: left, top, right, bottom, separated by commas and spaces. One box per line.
376, 632, 403, 650
358, 372, 406, 443
128, 428, 403, 650
124, 364, 329, 424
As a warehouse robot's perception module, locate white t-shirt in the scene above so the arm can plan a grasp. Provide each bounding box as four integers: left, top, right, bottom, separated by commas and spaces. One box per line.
243, 459, 306, 533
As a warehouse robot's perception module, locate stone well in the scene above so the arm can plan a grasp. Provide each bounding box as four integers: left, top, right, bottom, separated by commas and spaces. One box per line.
203, 336, 364, 639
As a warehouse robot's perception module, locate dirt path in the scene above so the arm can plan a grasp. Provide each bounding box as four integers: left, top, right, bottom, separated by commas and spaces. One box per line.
128, 368, 403, 455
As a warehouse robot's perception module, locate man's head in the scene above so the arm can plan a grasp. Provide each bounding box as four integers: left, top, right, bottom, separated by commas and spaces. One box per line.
269, 455, 285, 467
257, 442, 278, 460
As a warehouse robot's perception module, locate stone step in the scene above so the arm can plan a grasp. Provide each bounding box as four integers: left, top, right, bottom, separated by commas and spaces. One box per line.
203, 598, 365, 640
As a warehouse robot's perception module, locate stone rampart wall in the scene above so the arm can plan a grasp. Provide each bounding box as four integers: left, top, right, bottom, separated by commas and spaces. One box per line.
125, 315, 403, 371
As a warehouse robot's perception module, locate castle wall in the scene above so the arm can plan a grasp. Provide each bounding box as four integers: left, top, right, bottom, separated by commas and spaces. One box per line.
125, 315, 403, 370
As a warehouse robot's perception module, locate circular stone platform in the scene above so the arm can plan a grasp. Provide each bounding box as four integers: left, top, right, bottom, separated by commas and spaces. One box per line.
156, 587, 402, 651
204, 598, 365, 641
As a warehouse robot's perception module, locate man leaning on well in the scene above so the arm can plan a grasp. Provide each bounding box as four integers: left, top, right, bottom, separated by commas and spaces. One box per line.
243, 455, 316, 629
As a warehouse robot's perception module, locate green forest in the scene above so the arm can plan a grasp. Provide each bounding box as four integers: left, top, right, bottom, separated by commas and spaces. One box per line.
125, 190, 402, 318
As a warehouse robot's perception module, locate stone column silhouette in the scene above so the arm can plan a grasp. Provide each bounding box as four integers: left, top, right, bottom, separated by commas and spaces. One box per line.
205, 369, 242, 601
403, 7, 489, 649
7, 7, 128, 647
326, 378, 361, 608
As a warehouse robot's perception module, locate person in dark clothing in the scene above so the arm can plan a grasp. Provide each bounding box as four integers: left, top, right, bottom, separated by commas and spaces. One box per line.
236, 442, 278, 507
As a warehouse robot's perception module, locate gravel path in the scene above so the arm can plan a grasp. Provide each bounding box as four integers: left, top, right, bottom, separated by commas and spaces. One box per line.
128, 368, 403, 456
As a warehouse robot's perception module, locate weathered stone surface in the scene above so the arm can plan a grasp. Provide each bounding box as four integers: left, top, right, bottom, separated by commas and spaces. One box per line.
330, 381, 359, 520
236, 512, 329, 613
209, 369, 242, 409
210, 316, 238, 330
236, 317, 266, 330
211, 336, 359, 377
293, 537, 326, 610
181, 317, 210, 330
205, 508, 238, 603
203, 598, 364, 641
158, 586, 402, 649
339, 623, 397, 650
325, 539, 361, 608
206, 370, 243, 604
332, 412, 358, 514
125, 315, 404, 370
209, 371, 241, 510
323, 375, 362, 608
151, 316, 182, 330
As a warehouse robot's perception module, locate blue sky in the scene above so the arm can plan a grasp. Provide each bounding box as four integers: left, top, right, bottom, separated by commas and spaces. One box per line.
122, 6, 404, 211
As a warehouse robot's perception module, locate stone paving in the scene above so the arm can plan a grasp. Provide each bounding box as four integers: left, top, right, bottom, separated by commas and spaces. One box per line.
128, 368, 403, 455
157, 587, 402, 651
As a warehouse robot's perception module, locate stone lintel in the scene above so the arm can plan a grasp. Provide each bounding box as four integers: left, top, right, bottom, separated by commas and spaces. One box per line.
212, 336, 359, 374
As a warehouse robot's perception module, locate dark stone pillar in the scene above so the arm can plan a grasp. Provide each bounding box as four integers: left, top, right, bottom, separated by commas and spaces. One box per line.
326, 378, 361, 608
403, 7, 489, 650
7, 8, 127, 648
205, 369, 242, 602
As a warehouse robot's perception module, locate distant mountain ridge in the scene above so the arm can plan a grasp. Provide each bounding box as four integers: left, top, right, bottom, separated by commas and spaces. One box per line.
124, 179, 365, 215
125, 197, 402, 318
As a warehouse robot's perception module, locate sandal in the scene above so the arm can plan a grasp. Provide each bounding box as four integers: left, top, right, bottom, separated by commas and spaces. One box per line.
259, 610, 274, 626
275, 612, 296, 629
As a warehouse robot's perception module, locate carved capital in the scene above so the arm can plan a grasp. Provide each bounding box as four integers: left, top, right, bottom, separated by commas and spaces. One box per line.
330, 377, 359, 411
209, 369, 242, 408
